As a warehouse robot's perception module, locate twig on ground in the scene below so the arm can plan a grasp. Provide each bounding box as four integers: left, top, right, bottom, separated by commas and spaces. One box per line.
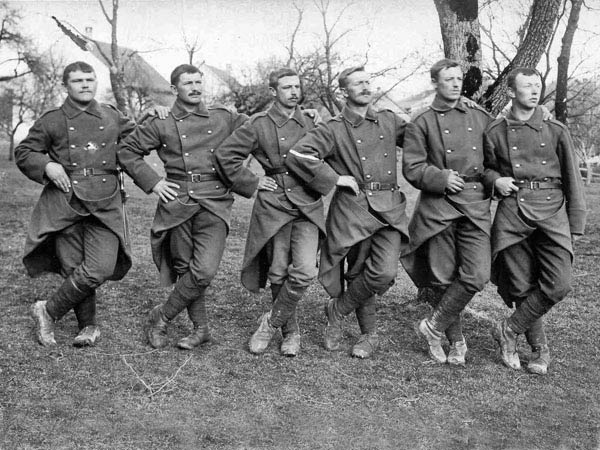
90, 349, 159, 357
122, 354, 193, 397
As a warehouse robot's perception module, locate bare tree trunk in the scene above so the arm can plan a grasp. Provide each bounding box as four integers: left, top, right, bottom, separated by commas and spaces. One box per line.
555, 0, 583, 124
433, 0, 482, 98
8, 134, 14, 161
481, 0, 561, 115
99, 0, 128, 113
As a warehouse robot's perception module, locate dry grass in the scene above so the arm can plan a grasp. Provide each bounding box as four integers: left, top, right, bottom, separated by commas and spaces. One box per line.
1, 161, 599, 450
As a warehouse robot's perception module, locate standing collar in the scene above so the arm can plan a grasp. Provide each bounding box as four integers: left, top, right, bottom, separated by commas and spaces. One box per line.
61, 97, 104, 119
430, 96, 467, 113
267, 103, 305, 128
342, 104, 378, 127
506, 106, 544, 130
171, 98, 209, 119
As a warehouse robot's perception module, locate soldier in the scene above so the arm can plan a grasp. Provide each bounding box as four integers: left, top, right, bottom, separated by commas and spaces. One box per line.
117, 64, 248, 350
285, 66, 409, 358
216, 68, 325, 356
401, 59, 494, 365
483, 67, 586, 375
16, 61, 135, 347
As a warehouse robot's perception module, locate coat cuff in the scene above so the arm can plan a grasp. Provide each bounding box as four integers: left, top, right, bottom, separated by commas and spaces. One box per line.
568, 208, 587, 235
135, 168, 163, 193
306, 163, 339, 195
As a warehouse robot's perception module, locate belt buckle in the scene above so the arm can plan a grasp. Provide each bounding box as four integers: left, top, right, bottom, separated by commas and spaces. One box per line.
82, 168, 93, 176
190, 173, 201, 183
370, 182, 381, 191
529, 181, 540, 190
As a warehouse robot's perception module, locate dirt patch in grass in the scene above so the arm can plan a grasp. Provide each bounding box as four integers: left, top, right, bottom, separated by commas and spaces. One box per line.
1, 162, 599, 450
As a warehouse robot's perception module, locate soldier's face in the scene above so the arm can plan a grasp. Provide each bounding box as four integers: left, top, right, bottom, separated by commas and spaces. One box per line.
433, 66, 463, 102
509, 73, 542, 110
172, 72, 203, 106
342, 71, 373, 106
64, 70, 97, 105
271, 75, 301, 110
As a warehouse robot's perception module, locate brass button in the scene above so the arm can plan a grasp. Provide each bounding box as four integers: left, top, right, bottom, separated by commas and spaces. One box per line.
280, 137, 286, 141
182, 135, 187, 139
210, 149, 214, 153
467, 127, 472, 131
440, 113, 445, 117
102, 178, 106, 182
356, 139, 362, 144
512, 146, 517, 150
472, 146, 477, 150
379, 135, 384, 139
541, 143, 546, 147
366, 174, 371, 179
361, 156, 366, 161
188, 171, 192, 174
101, 143, 106, 147
73, 180, 78, 184
189, 190, 194, 194
69, 127, 75, 131
444, 130, 449, 134
70, 145, 76, 148
162, 144, 167, 147
184, 153, 190, 156
515, 163, 521, 168
387, 171, 392, 175
207, 130, 212, 134
546, 196, 551, 200
368, 192, 373, 196
542, 160, 547, 165
384, 153, 388, 157
283, 154, 287, 158
446, 149, 452, 153
99, 126, 105, 130
102, 160, 106, 165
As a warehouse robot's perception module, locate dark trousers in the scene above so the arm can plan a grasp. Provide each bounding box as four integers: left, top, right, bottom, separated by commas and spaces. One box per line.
162, 208, 227, 326
48, 216, 119, 323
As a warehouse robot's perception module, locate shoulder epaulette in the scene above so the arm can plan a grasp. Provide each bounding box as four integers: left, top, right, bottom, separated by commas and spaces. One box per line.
39, 106, 61, 119
301, 108, 316, 119
208, 103, 237, 114
249, 110, 269, 123
411, 105, 433, 122
328, 113, 343, 123
544, 117, 568, 131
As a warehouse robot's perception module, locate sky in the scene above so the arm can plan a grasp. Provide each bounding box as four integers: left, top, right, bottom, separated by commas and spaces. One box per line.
6, 0, 600, 99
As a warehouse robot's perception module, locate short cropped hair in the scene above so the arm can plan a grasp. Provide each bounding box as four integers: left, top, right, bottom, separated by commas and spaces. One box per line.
507, 67, 542, 89
269, 68, 298, 89
170, 64, 203, 86
62, 61, 95, 84
338, 66, 365, 89
430, 59, 461, 81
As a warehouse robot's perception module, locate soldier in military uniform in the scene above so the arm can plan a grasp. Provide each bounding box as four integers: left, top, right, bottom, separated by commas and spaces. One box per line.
16, 61, 135, 347
117, 64, 248, 350
285, 67, 409, 358
401, 59, 494, 365
483, 67, 586, 375
216, 68, 325, 356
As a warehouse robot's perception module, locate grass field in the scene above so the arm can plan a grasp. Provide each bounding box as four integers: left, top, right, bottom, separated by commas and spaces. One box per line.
1, 161, 599, 450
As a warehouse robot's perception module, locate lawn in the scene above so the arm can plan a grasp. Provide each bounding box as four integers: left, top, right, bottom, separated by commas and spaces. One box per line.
1, 161, 599, 450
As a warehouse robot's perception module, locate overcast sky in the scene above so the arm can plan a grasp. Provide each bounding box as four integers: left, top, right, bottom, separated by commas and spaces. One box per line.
8, 0, 600, 98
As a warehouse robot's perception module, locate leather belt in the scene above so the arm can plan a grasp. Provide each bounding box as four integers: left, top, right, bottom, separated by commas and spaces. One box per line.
358, 182, 398, 191
264, 166, 288, 176
167, 173, 220, 183
460, 174, 482, 182
66, 168, 118, 177
514, 180, 562, 190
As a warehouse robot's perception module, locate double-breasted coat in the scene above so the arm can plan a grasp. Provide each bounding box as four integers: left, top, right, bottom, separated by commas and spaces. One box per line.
285, 105, 409, 297
117, 99, 247, 286
15, 97, 135, 280
483, 107, 586, 303
216, 104, 326, 292
401, 98, 493, 288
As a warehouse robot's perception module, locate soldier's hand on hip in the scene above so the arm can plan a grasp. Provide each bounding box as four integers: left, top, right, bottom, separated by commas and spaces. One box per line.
152, 179, 180, 202
45, 162, 71, 193
446, 171, 465, 194
494, 177, 519, 197
258, 176, 277, 191
336, 175, 360, 196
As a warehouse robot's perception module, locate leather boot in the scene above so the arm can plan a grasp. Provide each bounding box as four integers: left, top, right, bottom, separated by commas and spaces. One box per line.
249, 312, 277, 354
492, 319, 521, 370
351, 333, 379, 359
73, 326, 101, 347
270, 283, 306, 329
146, 305, 169, 349
74, 291, 96, 330
525, 318, 550, 375
46, 276, 94, 322
324, 298, 344, 351
31, 300, 56, 346
177, 326, 211, 350
416, 317, 446, 363
446, 316, 466, 365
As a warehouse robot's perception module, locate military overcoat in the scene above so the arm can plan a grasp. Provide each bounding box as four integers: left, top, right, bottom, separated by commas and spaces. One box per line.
401, 98, 493, 286
482, 106, 586, 287
15, 97, 135, 279
117, 99, 247, 286
285, 105, 409, 297
216, 104, 326, 292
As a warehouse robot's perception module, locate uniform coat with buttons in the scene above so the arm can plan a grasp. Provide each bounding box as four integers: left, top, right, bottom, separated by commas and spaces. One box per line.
216, 104, 326, 292
117, 99, 248, 286
285, 105, 408, 297
15, 97, 135, 280
401, 97, 493, 290
483, 106, 586, 305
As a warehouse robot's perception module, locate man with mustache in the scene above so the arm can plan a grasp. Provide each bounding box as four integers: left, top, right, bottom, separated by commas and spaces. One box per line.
216, 68, 324, 356
285, 66, 409, 358
117, 64, 248, 349
483, 67, 586, 375
401, 59, 494, 365
16, 61, 135, 347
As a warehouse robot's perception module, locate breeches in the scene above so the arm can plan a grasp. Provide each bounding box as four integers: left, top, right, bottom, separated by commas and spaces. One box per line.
495, 229, 572, 305
169, 208, 227, 287
55, 216, 119, 290
267, 218, 319, 288
424, 217, 490, 293
345, 226, 402, 295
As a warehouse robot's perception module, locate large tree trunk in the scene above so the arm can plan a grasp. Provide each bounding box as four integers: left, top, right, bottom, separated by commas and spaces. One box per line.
481, 0, 561, 115
433, 0, 483, 98
555, 0, 584, 124
99, 0, 128, 114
